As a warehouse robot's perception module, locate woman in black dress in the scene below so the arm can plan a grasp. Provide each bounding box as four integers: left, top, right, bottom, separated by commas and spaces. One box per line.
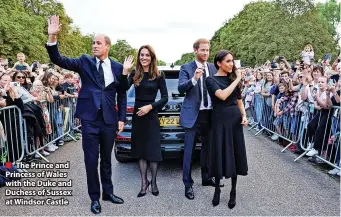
123, 45, 168, 197
205, 50, 248, 208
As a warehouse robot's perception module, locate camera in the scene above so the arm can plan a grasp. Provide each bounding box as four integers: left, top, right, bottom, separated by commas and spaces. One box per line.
279, 56, 284, 60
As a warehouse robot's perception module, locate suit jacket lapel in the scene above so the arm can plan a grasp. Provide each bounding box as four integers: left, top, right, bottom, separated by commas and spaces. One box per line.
110, 59, 119, 84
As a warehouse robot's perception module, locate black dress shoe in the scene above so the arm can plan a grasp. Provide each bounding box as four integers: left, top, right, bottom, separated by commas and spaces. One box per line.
212, 188, 221, 207
102, 194, 124, 204
90, 200, 101, 214
202, 179, 225, 187
185, 187, 194, 200
228, 190, 236, 209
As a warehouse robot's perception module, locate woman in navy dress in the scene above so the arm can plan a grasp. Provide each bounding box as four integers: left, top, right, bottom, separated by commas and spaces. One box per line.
123, 45, 168, 197
205, 50, 248, 208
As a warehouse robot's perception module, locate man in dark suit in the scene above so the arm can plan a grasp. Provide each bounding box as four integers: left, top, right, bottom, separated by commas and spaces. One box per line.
178, 38, 223, 200
45, 16, 129, 214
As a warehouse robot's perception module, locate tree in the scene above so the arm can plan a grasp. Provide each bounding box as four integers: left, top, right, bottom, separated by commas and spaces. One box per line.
109, 39, 137, 64
208, 0, 339, 66
316, 0, 340, 39
0, 0, 48, 63
0, 0, 94, 65
175, 52, 195, 65
275, 0, 314, 17
157, 60, 167, 66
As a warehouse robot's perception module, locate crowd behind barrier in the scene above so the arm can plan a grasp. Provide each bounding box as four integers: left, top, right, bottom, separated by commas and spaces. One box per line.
0, 54, 82, 180
0, 45, 340, 187
240, 47, 340, 176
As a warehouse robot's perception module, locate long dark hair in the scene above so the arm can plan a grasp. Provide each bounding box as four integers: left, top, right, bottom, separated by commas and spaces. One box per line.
133, 45, 160, 86
214, 50, 242, 90
12, 71, 29, 90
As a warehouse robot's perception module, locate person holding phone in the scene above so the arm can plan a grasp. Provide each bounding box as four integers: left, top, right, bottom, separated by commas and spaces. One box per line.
123, 45, 168, 198
205, 50, 248, 208
178, 38, 222, 201
11, 53, 31, 74
306, 76, 334, 157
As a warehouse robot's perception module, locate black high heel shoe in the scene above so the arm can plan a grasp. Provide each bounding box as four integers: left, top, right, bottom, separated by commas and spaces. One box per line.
151, 183, 159, 196
228, 190, 236, 209
212, 188, 221, 207
137, 181, 150, 197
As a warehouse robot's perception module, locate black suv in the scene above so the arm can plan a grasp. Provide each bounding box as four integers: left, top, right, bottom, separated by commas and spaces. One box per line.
114, 66, 201, 162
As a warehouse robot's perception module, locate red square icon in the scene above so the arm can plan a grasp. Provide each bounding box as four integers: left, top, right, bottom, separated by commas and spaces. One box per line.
5, 162, 12, 169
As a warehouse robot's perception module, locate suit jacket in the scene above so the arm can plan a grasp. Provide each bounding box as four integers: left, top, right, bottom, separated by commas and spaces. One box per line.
45, 44, 128, 125
178, 61, 217, 128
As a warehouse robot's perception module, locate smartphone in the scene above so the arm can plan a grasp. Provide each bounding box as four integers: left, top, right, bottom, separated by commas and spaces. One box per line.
15, 65, 27, 71
312, 87, 318, 94
10, 82, 20, 93
323, 54, 332, 61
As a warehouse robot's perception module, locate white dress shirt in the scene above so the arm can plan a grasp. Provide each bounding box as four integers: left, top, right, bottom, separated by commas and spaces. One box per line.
191, 60, 212, 110
46, 41, 114, 87
95, 57, 114, 87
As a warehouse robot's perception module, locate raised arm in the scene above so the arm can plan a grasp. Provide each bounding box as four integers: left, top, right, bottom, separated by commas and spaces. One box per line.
45, 16, 82, 73
178, 64, 199, 94
119, 55, 134, 91
206, 70, 242, 101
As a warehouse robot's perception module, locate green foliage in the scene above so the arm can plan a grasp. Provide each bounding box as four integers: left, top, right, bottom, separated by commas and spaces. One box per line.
316, 0, 340, 39
206, 0, 339, 66
157, 59, 167, 66
175, 52, 195, 65
0, 0, 95, 65
109, 39, 137, 64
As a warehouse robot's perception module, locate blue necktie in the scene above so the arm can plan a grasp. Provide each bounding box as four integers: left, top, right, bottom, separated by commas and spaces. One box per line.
98, 60, 105, 87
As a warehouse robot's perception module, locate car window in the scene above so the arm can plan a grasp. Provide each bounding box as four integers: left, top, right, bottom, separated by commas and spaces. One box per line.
127, 70, 182, 98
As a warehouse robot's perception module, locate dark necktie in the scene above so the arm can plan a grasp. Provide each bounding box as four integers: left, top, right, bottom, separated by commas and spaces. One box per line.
202, 68, 208, 107
98, 60, 105, 87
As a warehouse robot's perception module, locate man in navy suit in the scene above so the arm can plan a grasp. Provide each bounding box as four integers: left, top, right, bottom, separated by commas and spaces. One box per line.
45, 16, 129, 214
178, 38, 223, 200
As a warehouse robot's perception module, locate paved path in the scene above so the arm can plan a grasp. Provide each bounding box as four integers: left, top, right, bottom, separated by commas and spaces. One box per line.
0, 130, 339, 216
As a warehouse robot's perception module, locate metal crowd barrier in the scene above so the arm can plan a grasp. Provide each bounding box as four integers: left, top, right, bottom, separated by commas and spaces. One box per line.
248, 96, 340, 170
0, 106, 25, 165
294, 105, 340, 169
23, 98, 81, 162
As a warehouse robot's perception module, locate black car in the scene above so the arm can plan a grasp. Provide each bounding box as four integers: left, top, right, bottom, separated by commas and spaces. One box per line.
114, 66, 201, 162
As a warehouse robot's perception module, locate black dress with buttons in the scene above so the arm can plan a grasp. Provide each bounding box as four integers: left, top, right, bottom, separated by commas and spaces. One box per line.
205, 75, 248, 179
128, 71, 168, 162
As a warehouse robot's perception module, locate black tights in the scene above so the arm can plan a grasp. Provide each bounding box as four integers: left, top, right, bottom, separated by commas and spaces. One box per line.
139, 159, 158, 192
215, 176, 237, 191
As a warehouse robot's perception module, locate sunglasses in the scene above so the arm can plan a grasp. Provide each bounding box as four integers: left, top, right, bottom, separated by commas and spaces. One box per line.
16, 76, 26, 79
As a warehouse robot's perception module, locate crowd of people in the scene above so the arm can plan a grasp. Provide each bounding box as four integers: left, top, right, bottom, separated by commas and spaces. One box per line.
238, 45, 341, 176
0, 52, 81, 165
